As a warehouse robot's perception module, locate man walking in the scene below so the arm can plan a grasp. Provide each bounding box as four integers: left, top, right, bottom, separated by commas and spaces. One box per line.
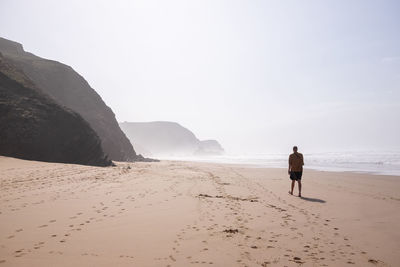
288, 146, 304, 197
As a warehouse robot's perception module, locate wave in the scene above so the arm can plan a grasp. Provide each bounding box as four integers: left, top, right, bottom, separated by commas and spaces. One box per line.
158, 151, 400, 176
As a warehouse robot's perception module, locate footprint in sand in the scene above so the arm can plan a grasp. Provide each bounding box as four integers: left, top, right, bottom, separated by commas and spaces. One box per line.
14, 249, 25, 257
292, 256, 304, 264
119, 255, 134, 259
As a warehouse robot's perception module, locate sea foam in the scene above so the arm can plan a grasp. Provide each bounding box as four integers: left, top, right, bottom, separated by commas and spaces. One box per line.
159, 151, 400, 176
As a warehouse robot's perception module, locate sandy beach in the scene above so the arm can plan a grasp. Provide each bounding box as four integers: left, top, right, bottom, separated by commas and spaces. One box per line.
0, 156, 399, 267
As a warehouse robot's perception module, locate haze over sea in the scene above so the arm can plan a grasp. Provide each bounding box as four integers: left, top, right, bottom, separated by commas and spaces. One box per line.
160, 151, 400, 176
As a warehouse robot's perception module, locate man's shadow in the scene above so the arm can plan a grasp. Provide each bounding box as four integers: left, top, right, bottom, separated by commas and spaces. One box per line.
300, 196, 326, 203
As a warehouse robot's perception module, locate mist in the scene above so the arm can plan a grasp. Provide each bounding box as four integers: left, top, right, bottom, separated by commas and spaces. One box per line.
1, 0, 399, 154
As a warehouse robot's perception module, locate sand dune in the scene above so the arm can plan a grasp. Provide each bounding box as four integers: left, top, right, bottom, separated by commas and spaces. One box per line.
0, 156, 399, 266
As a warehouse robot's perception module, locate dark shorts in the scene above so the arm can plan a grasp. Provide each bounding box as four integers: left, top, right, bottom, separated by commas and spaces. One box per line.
290, 171, 302, 180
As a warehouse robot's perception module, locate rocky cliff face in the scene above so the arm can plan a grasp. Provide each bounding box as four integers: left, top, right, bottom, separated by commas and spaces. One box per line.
0, 37, 136, 161
0, 54, 111, 166
119, 121, 224, 157
196, 140, 225, 156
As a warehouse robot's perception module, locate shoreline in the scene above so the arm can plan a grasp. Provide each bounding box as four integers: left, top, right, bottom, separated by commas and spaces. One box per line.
156, 152, 400, 176
1, 156, 399, 266
160, 158, 400, 177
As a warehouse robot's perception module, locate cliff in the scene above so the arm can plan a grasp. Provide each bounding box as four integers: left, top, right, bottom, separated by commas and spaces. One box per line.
196, 140, 225, 156
119, 121, 224, 157
0, 37, 136, 161
0, 53, 111, 166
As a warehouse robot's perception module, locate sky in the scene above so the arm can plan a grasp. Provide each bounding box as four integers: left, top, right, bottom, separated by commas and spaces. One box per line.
1, 0, 399, 154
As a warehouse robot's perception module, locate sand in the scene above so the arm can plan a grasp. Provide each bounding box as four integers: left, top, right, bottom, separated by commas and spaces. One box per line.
0, 156, 399, 267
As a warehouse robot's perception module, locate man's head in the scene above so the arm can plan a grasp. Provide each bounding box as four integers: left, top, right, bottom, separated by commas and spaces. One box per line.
293, 146, 298, 152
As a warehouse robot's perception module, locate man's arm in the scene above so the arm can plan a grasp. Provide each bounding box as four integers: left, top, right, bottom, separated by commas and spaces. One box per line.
288, 156, 291, 174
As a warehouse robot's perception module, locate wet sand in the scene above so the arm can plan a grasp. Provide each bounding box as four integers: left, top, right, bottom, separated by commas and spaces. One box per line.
0, 156, 399, 266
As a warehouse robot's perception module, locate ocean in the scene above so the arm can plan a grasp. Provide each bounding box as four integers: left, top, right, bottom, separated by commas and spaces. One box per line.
159, 151, 400, 176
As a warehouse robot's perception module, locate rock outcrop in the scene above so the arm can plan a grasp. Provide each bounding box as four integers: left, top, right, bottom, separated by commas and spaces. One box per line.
0, 53, 111, 166
196, 140, 225, 156
0, 37, 136, 161
119, 121, 224, 157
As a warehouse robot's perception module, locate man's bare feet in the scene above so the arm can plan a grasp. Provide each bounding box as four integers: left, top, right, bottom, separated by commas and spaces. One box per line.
298, 193, 302, 197
288, 191, 293, 195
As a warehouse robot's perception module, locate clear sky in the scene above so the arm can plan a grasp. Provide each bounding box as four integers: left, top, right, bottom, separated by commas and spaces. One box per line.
1, 0, 399, 153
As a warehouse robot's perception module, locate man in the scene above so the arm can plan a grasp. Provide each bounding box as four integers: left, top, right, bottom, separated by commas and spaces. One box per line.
288, 146, 304, 197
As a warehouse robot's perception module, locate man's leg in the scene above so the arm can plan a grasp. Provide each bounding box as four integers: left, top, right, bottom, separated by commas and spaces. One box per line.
290, 180, 295, 195
298, 180, 302, 197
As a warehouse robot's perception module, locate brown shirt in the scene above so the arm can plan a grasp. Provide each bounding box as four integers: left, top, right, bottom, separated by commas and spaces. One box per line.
289, 152, 304, 172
